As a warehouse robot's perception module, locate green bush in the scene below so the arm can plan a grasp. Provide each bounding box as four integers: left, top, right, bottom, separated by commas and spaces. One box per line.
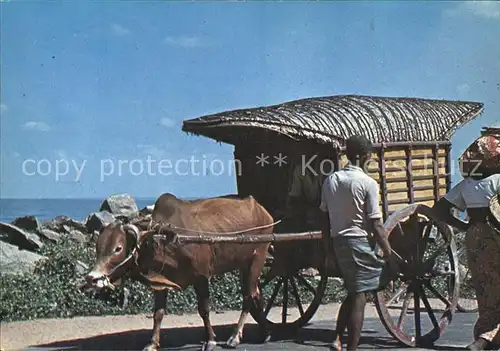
2, 232, 475, 323
0, 238, 345, 323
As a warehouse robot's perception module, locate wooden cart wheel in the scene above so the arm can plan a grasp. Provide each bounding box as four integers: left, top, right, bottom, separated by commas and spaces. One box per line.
250, 243, 329, 330
374, 204, 460, 348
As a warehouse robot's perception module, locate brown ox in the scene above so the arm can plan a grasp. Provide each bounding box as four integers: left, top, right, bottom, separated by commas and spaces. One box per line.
85, 193, 274, 351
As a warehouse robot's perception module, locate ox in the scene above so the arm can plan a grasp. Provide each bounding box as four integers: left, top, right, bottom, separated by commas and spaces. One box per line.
84, 193, 274, 351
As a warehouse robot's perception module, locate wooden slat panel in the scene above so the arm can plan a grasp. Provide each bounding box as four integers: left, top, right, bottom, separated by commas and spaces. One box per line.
439, 187, 447, 196
387, 192, 409, 201
415, 188, 435, 201
412, 178, 447, 187
388, 203, 409, 213
387, 181, 409, 191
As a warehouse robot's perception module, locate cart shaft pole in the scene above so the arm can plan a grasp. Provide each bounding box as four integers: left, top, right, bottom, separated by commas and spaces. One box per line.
163, 231, 323, 244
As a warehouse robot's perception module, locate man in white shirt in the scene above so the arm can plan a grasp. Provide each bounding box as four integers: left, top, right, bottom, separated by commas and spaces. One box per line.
320, 135, 392, 351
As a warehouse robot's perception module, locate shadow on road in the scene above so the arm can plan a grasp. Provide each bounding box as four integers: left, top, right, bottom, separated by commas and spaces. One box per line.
31, 323, 289, 350
28, 321, 469, 350
28, 323, 390, 350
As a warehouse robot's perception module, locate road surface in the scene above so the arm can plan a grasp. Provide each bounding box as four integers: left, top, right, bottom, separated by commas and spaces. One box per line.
1, 302, 479, 351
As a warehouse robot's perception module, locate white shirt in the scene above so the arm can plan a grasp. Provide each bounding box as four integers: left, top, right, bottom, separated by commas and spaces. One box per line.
444, 174, 500, 211
320, 164, 382, 237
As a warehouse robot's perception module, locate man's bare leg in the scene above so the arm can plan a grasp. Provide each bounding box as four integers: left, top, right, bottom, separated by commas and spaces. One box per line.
346, 292, 367, 350
331, 295, 352, 351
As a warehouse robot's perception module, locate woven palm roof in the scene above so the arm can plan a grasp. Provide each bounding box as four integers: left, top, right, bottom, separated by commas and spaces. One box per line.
481, 122, 500, 136
182, 94, 484, 147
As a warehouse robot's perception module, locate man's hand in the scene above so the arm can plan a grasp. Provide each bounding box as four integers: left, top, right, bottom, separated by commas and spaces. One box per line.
370, 218, 392, 262
377, 246, 392, 261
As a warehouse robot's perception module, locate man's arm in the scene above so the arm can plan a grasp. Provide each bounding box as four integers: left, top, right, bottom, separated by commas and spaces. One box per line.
370, 218, 391, 260
319, 178, 332, 257
431, 197, 469, 232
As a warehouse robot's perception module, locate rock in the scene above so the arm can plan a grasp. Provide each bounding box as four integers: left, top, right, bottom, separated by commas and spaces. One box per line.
139, 205, 155, 216
0, 222, 44, 251
42, 216, 88, 234
67, 229, 87, 243
130, 214, 152, 230
0, 241, 46, 275
37, 228, 61, 243
100, 194, 138, 218
121, 287, 130, 309
11, 216, 40, 232
75, 260, 89, 276
85, 211, 116, 233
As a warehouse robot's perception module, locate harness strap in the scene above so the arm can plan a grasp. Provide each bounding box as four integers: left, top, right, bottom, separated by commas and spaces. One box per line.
102, 219, 282, 284
148, 219, 282, 236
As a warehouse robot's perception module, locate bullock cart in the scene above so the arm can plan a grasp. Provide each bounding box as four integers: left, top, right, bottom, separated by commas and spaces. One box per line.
179, 94, 484, 347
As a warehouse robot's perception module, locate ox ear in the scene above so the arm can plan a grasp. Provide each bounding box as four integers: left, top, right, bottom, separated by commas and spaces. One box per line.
122, 224, 141, 252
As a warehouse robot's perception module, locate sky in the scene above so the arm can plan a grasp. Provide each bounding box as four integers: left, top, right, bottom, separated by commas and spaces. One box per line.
1, 1, 499, 199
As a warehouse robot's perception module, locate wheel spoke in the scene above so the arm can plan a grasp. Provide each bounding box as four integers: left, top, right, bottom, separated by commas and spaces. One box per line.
425, 282, 451, 307
282, 277, 289, 324
420, 286, 439, 330
260, 272, 275, 289
387, 282, 409, 306
265, 277, 283, 317
414, 286, 421, 341
289, 277, 305, 317
419, 223, 433, 261
408, 214, 420, 265
398, 291, 412, 329
295, 274, 316, 295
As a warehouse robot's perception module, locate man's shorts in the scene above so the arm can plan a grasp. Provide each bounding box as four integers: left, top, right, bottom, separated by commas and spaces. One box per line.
332, 235, 388, 294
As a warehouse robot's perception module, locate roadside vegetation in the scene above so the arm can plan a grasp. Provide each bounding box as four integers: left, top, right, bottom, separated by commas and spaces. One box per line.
0, 237, 346, 322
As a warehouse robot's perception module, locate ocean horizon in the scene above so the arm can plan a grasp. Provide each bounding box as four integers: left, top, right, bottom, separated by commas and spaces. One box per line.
0, 198, 160, 223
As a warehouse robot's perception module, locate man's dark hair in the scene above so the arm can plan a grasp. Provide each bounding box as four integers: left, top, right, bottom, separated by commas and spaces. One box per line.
345, 135, 373, 164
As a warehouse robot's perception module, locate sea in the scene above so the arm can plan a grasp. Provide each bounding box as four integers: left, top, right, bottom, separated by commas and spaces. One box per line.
0, 198, 158, 223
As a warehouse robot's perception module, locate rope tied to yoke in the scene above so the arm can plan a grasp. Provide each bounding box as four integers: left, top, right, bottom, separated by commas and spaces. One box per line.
145, 218, 283, 237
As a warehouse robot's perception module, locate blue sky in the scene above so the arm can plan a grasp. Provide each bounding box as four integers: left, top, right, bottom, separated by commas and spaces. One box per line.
1, 1, 499, 199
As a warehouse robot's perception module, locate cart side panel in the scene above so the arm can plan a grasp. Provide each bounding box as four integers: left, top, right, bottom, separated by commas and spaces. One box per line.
233, 144, 292, 219
368, 143, 451, 218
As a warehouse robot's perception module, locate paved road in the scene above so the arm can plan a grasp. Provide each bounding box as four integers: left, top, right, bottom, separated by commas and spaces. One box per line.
26, 313, 478, 351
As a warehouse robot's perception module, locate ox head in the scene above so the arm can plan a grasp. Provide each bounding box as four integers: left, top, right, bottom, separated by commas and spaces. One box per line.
85, 222, 141, 291
85, 221, 183, 292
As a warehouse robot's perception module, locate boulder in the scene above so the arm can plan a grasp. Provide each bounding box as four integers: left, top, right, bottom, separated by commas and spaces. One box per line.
42, 216, 88, 234
85, 211, 116, 233
0, 241, 46, 275
37, 228, 62, 243
100, 194, 138, 219
0, 222, 44, 251
131, 214, 153, 230
67, 229, 87, 243
11, 216, 40, 232
139, 205, 155, 216
74, 260, 89, 276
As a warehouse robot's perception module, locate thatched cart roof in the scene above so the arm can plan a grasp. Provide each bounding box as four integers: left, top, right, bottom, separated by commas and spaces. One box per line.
182, 94, 484, 147
481, 123, 500, 136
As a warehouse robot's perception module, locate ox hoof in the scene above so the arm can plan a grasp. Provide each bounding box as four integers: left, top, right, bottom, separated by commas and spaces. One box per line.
225, 335, 241, 348
142, 343, 160, 351
201, 340, 217, 351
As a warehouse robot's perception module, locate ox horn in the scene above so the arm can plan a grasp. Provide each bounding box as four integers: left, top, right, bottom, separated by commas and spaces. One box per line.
122, 223, 141, 249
